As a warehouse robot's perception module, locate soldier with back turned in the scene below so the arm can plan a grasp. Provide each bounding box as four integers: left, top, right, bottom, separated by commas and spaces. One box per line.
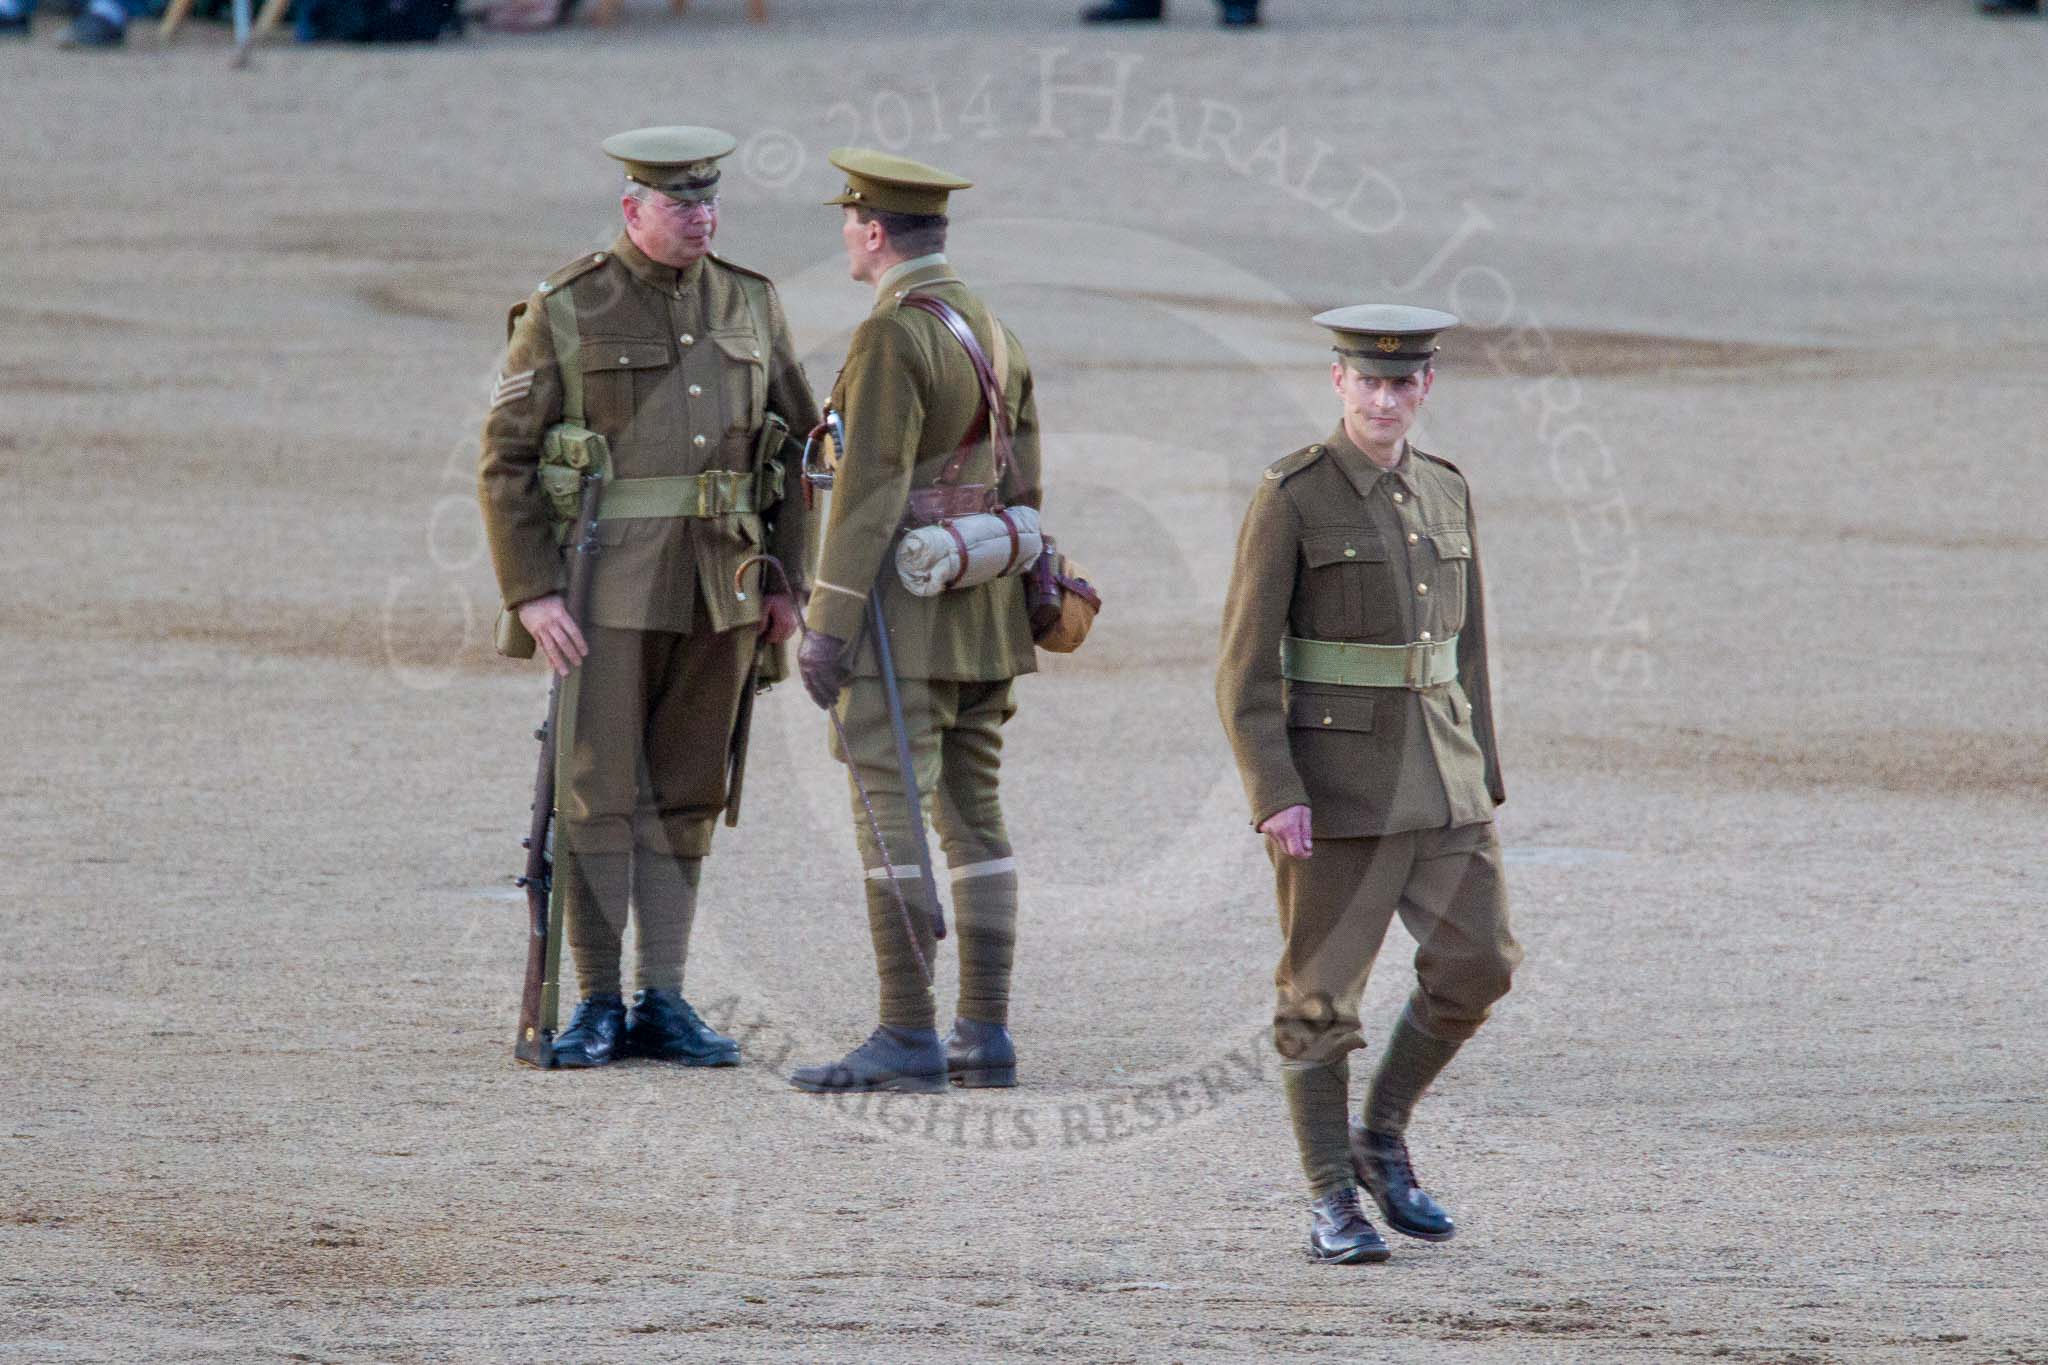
789, 149, 1044, 1095
1216, 305, 1523, 1263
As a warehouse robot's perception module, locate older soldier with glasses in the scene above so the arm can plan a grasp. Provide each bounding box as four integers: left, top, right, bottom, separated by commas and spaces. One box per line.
478, 126, 819, 1070
1216, 305, 1522, 1263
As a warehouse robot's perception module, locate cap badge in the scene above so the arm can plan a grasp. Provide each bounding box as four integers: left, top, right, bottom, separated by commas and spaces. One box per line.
1376, 335, 1402, 352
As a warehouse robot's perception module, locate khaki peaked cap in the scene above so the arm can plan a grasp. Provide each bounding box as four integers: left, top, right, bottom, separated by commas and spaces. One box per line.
824, 147, 972, 216
1313, 304, 1460, 377
602, 126, 738, 203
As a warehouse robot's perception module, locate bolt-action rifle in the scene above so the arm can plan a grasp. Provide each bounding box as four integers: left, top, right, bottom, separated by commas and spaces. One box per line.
513, 473, 605, 1069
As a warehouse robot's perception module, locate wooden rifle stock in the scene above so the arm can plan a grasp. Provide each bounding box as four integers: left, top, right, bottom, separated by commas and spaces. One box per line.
513, 474, 605, 1069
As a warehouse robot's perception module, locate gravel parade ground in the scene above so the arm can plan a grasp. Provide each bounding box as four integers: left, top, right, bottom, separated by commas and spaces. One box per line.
4, 2, 2045, 1361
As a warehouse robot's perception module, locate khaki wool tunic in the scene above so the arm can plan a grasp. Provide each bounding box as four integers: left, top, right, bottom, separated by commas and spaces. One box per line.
478, 233, 818, 633
475, 233, 820, 857
802, 258, 1040, 680
1216, 426, 1505, 837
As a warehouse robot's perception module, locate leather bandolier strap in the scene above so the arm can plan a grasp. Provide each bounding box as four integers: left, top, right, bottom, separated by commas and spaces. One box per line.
897, 294, 1015, 526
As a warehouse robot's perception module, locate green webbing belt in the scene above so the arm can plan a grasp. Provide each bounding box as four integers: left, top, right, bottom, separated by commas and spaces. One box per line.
598, 471, 758, 520
1280, 634, 1460, 690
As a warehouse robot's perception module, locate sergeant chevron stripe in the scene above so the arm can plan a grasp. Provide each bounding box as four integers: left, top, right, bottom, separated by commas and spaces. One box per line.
490, 368, 535, 410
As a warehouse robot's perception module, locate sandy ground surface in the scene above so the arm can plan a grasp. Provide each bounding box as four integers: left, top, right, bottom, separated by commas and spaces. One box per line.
4, 1, 2047, 1361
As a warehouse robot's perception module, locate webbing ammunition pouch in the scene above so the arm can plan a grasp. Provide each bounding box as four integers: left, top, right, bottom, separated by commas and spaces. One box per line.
541, 423, 614, 536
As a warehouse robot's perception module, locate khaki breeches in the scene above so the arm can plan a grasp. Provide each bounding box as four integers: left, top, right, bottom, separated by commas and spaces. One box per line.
558, 608, 754, 859
830, 676, 1017, 876
830, 676, 1019, 1029
1270, 820, 1520, 1064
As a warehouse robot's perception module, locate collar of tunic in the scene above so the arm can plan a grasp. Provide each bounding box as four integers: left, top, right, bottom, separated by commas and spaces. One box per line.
875, 252, 952, 298
611, 231, 707, 294
1324, 424, 1419, 500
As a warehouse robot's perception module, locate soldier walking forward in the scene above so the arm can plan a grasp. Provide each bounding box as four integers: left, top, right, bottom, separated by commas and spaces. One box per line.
1216, 306, 1523, 1263
478, 127, 820, 1069
790, 149, 1044, 1095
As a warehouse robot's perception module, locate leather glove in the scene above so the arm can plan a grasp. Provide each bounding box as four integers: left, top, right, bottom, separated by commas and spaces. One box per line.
798, 631, 851, 710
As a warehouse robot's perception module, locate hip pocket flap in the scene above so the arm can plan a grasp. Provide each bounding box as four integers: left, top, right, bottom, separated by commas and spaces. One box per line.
1287, 689, 1379, 732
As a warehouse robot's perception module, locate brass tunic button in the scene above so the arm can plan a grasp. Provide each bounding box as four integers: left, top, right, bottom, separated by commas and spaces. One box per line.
692, 435, 707, 447
1392, 491, 1406, 504
688, 384, 703, 396
752, 348, 761, 359
1420, 630, 1432, 640
1407, 532, 1420, 545
1322, 715, 1333, 725
1416, 582, 1428, 594
1461, 544, 1470, 554
593, 252, 606, 263
618, 355, 631, 364
680, 333, 695, 346
1343, 547, 1357, 558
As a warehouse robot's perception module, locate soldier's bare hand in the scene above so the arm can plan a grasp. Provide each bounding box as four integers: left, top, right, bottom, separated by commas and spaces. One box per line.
759, 592, 800, 646
798, 630, 851, 710
516, 593, 588, 678
1259, 804, 1314, 859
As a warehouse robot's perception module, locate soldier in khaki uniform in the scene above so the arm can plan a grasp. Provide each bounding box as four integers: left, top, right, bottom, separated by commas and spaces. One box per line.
478, 127, 819, 1069
788, 149, 1043, 1094
1216, 305, 1522, 1263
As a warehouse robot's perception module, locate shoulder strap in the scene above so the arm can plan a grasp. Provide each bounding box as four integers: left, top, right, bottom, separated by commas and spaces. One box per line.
898, 293, 1013, 490
1262, 442, 1328, 485
542, 286, 582, 427
732, 269, 772, 430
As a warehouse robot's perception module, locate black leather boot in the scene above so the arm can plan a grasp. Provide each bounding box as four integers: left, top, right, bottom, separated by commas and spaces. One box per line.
552, 993, 626, 1069
622, 989, 739, 1066
1081, 0, 1163, 21
1306, 1187, 1391, 1264
944, 1017, 1017, 1088
1351, 1124, 1456, 1241
790, 1026, 946, 1093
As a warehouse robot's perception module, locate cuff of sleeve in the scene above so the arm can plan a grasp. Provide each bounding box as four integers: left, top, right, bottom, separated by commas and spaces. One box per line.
501, 566, 562, 613
1250, 788, 1310, 831
804, 579, 869, 641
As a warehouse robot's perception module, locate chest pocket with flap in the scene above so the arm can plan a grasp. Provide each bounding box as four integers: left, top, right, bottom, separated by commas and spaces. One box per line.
710, 330, 765, 436
580, 338, 674, 446
1426, 526, 1471, 632
1298, 529, 1396, 640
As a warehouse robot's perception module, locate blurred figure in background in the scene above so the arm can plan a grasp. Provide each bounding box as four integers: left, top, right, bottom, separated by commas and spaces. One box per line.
1082, 0, 1259, 28
0, 0, 137, 45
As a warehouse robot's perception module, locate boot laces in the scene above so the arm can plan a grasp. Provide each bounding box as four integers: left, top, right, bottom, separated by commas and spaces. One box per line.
566, 996, 617, 1032
1378, 1134, 1420, 1189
